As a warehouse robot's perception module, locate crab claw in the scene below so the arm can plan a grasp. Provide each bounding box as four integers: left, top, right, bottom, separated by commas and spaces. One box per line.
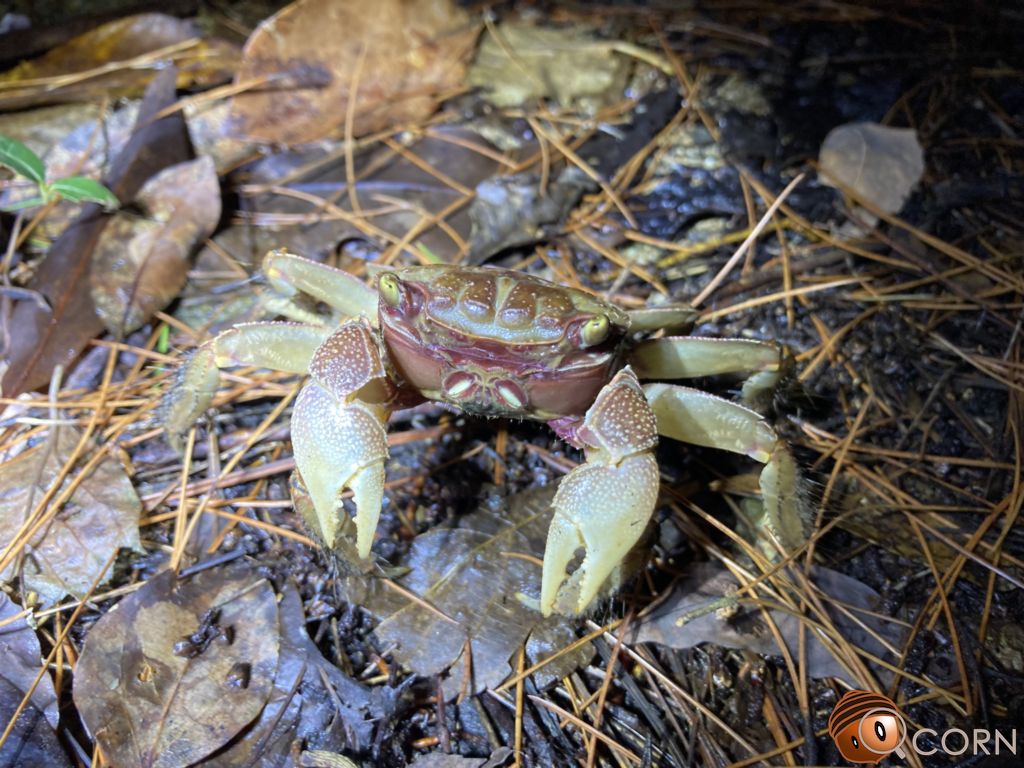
541, 367, 661, 616
290, 319, 394, 558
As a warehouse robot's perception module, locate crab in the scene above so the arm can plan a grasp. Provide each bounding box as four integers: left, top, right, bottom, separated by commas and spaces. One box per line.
165, 250, 806, 615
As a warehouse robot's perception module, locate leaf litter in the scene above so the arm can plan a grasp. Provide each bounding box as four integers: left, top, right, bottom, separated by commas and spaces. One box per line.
0, 2, 1021, 766
0, 592, 69, 767
0, 425, 142, 606
333, 486, 594, 697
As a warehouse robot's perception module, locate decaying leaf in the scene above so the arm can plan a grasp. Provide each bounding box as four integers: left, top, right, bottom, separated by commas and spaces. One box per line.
90, 156, 221, 336
0, 593, 59, 729
203, 583, 384, 765
408, 748, 514, 768
0, 677, 71, 768
228, 0, 479, 144
0, 14, 239, 110
343, 487, 595, 696
468, 22, 631, 109
74, 567, 280, 768
632, 562, 907, 683
0, 593, 69, 765
0, 427, 142, 606
1, 68, 192, 397
818, 122, 924, 216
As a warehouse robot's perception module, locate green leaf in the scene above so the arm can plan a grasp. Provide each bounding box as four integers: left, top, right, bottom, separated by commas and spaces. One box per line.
0, 135, 46, 185
50, 177, 120, 209
0, 195, 47, 212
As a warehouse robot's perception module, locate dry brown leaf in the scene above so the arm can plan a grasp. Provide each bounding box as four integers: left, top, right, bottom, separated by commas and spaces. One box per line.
228, 0, 479, 144
0, 13, 239, 110
0, 428, 142, 606
468, 22, 631, 109
90, 156, 221, 336
0, 69, 192, 397
73, 566, 280, 768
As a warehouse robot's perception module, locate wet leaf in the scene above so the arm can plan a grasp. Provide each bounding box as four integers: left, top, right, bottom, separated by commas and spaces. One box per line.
0, 427, 143, 606
202, 583, 381, 765
350, 486, 596, 696
632, 562, 907, 683
0, 14, 239, 110
1, 68, 192, 398
409, 748, 514, 768
468, 22, 631, 109
73, 566, 280, 768
49, 176, 119, 207
0, 593, 59, 729
0, 134, 45, 184
818, 122, 924, 215
229, 0, 479, 144
90, 156, 220, 336
0, 677, 71, 768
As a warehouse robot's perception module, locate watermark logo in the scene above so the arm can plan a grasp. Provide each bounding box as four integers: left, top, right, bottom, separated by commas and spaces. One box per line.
828, 690, 907, 765
828, 689, 1018, 764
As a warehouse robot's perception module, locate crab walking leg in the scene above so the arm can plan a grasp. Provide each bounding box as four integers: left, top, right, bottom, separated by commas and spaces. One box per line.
631, 337, 784, 405
541, 367, 661, 616
164, 322, 333, 451
262, 250, 379, 321
290, 318, 393, 558
643, 383, 806, 555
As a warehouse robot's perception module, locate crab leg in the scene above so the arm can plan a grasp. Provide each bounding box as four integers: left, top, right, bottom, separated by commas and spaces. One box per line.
631, 337, 784, 405
541, 367, 661, 616
290, 318, 394, 557
643, 383, 806, 557
263, 250, 379, 321
164, 322, 333, 451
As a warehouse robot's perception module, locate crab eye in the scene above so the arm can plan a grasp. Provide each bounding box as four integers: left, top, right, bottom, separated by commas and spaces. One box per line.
379, 272, 402, 307
580, 315, 610, 347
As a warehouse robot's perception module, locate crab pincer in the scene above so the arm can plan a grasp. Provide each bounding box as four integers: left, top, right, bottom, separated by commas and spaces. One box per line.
541, 367, 661, 616
290, 318, 395, 557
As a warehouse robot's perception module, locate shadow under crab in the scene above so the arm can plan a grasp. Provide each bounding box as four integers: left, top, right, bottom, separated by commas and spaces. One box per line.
165, 250, 807, 615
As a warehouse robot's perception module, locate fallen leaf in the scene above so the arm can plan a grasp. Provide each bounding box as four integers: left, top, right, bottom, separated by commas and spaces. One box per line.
1, 68, 192, 397
0, 677, 71, 768
0, 14, 239, 110
90, 156, 221, 336
0, 593, 59, 729
818, 122, 924, 215
0, 427, 142, 606
468, 170, 588, 262
468, 22, 631, 109
632, 562, 907, 683
228, 0, 479, 144
202, 583, 383, 765
409, 748, 514, 768
349, 486, 600, 696
73, 566, 280, 768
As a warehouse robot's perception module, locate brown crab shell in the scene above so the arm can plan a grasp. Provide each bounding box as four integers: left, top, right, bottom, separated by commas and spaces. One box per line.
377, 265, 630, 419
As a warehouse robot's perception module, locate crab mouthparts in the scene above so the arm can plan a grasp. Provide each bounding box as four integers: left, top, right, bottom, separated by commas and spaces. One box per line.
442, 370, 529, 413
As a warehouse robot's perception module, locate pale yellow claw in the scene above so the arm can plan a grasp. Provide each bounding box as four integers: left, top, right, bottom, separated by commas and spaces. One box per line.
540, 368, 661, 616
542, 453, 660, 615
291, 381, 388, 557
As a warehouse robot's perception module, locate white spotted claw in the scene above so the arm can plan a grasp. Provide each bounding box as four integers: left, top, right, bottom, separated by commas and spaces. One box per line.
291, 319, 392, 558
540, 367, 661, 615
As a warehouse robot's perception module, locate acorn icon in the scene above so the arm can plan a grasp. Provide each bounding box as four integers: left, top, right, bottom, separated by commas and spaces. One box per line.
828, 690, 908, 764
